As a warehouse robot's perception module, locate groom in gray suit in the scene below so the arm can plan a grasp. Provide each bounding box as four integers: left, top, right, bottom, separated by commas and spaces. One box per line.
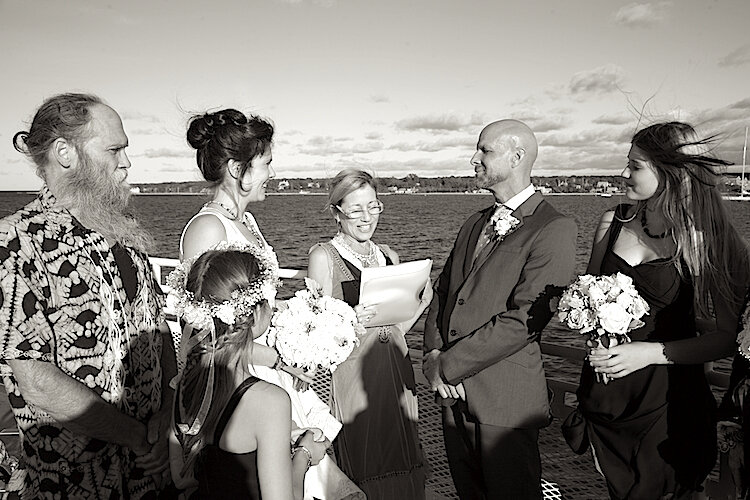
423, 120, 577, 499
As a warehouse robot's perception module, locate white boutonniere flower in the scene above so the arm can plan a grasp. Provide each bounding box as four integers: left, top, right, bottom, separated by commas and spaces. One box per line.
490, 208, 520, 241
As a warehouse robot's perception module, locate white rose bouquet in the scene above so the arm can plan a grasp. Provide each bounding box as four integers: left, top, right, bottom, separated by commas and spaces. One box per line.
557, 272, 650, 382
266, 278, 365, 379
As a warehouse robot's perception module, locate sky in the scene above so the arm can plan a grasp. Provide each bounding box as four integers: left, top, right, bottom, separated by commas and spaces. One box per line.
1, 0, 749, 191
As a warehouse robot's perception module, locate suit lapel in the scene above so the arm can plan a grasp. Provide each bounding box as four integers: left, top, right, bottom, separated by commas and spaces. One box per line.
469, 192, 545, 274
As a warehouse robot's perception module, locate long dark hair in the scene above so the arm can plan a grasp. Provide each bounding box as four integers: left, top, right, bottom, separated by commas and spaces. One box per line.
186, 109, 274, 192
630, 121, 749, 316
176, 249, 266, 473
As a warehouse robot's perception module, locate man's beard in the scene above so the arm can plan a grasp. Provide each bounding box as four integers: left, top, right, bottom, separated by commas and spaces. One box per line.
475, 172, 500, 190
54, 150, 154, 253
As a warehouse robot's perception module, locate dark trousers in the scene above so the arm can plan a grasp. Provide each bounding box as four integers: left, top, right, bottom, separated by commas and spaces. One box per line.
442, 400, 542, 500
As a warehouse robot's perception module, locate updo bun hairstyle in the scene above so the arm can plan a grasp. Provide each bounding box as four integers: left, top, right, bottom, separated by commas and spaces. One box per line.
186, 109, 274, 190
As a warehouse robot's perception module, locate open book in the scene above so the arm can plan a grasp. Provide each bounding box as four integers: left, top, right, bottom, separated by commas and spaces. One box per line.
359, 259, 432, 327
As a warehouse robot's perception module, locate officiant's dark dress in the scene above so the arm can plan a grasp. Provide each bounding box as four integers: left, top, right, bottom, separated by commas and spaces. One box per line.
312, 242, 426, 499
564, 206, 717, 499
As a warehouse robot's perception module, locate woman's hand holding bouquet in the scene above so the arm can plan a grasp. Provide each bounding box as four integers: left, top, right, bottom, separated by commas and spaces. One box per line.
557, 272, 650, 383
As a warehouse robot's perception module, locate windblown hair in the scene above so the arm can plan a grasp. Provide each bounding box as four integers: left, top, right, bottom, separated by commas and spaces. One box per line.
326, 168, 378, 216
176, 249, 266, 474
626, 121, 749, 316
186, 109, 274, 192
13, 93, 103, 179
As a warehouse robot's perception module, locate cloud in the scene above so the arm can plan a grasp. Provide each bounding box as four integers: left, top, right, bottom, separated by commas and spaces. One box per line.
390, 136, 474, 153
508, 114, 566, 133
569, 64, 626, 96
732, 98, 750, 110
296, 136, 384, 156
541, 128, 631, 149
369, 95, 390, 103
120, 111, 163, 124
396, 113, 484, 132
139, 148, 192, 159
614, 2, 671, 28
593, 113, 634, 125
719, 44, 750, 68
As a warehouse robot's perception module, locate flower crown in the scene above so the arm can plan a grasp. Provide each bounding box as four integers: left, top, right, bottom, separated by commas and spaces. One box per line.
166, 241, 281, 330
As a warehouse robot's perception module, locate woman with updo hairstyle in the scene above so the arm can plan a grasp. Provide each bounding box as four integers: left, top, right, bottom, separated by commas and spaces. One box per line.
173, 248, 329, 499
307, 168, 432, 499
179, 108, 309, 378
563, 121, 750, 499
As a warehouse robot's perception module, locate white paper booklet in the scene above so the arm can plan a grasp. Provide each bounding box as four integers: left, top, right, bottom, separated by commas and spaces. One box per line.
359, 259, 432, 327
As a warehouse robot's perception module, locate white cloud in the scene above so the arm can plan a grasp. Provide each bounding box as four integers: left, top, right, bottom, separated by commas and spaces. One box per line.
138, 148, 192, 159
369, 95, 390, 103
593, 113, 635, 126
395, 113, 485, 132
719, 44, 750, 68
569, 64, 626, 96
614, 2, 671, 28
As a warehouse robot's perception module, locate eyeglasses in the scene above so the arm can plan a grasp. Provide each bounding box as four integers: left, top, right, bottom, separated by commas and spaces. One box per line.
335, 200, 384, 219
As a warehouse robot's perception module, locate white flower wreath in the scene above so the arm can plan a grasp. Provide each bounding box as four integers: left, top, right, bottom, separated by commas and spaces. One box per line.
166, 241, 281, 329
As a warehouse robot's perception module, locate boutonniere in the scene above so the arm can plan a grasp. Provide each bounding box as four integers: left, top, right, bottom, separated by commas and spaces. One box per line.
490, 207, 520, 242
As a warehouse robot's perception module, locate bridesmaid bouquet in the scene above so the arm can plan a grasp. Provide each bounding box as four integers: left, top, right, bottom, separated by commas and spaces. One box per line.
267, 278, 365, 376
557, 272, 650, 382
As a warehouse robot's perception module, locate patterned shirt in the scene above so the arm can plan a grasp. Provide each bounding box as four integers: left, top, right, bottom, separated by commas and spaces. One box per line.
0, 187, 165, 498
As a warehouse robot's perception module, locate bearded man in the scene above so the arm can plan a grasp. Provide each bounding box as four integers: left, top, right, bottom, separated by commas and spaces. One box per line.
0, 93, 176, 498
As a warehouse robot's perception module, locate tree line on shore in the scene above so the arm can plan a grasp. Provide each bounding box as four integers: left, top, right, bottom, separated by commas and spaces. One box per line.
133, 173, 746, 195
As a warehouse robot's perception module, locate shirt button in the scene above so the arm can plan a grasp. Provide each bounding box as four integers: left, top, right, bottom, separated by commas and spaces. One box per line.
457, 299, 465, 305
450, 329, 457, 336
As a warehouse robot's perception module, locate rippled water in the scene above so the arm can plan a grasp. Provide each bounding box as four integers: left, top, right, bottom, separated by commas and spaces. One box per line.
3, 191, 749, 382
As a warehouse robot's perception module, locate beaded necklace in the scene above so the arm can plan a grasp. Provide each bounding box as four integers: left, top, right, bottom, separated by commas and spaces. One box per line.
333, 233, 379, 267
640, 209, 668, 239
205, 200, 263, 243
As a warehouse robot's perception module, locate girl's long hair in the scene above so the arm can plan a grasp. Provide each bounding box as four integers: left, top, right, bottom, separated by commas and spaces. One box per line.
175, 250, 265, 474
630, 122, 749, 316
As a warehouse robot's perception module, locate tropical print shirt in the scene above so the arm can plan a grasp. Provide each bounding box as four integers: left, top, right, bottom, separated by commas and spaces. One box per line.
0, 187, 165, 498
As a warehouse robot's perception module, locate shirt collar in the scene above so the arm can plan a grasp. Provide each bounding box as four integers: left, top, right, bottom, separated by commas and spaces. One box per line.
38, 185, 57, 210
499, 184, 535, 211
38, 184, 88, 231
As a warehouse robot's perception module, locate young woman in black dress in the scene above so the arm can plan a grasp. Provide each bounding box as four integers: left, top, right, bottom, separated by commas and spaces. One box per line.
564, 122, 750, 499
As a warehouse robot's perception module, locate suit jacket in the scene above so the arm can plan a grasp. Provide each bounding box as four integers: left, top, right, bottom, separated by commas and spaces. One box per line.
424, 191, 577, 428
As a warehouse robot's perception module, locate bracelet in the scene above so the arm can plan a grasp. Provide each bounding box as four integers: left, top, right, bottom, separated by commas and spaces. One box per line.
291, 445, 312, 470
272, 355, 283, 370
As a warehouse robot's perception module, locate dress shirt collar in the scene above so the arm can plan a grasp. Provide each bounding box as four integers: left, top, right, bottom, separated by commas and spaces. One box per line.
498, 184, 535, 211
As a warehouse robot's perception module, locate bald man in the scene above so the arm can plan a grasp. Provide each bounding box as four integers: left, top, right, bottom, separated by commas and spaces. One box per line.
423, 120, 577, 499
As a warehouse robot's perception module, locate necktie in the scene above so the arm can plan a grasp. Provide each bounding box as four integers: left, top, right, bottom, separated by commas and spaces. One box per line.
472, 205, 511, 262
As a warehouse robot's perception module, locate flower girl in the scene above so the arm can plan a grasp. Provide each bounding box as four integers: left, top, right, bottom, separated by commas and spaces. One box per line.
171, 246, 330, 499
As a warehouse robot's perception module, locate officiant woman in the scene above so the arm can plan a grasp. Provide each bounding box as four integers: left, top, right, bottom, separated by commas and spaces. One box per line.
307, 169, 431, 499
